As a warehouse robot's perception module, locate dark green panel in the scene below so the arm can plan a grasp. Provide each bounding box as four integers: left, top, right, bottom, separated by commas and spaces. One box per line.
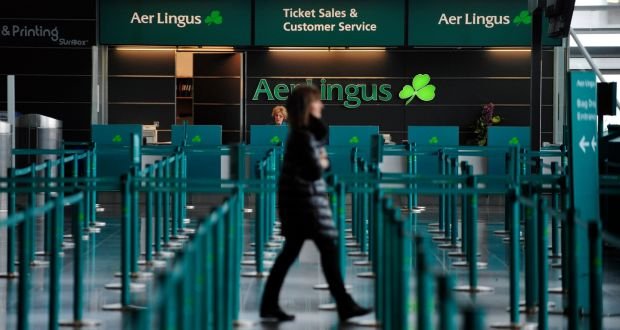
99, 0, 250, 45
255, 0, 405, 46
408, 0, 562, 47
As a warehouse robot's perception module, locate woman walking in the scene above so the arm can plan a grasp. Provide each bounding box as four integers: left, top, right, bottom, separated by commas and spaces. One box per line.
260, 86, 371, 322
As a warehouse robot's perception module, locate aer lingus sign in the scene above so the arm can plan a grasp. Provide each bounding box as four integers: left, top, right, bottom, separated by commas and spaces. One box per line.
99, 0, 250, 45
408, 0, 561, 47
251, 74, 436, 109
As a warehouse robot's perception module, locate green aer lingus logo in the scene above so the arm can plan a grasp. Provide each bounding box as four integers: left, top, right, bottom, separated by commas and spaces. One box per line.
270, 135, 281, 145
191, 135, 202, 143
508, 137, 520, 145
399, 74, 436, 105
205, 10, 223, 26
112, 134, 122, 143
428, 136, 439, 145
513, 10, 532, 25
349, 136, 360, 144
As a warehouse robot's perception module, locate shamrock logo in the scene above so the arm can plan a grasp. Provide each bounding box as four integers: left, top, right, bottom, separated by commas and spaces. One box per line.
508, 137, 520, 145
205, 10, 223, 26
349, 136, 360, 144
270, 135, 281, 145
428, 136, 439, 145
112, 134, 122, 143
513, 10, 532, 25
191, 135, 202, 143
399, 74, 436, 105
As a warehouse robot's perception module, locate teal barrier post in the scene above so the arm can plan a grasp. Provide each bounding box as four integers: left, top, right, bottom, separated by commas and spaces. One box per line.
360, 160, 368, 254
509, 187, 521, 325
372, 190, 384, 325
449, 158, 459, 249
537, 198, 548, 330
130, 139, 140, 276
18, 213, 32, 330
463, 305, 485, 330
351, 148, 359, 248
567, 208, 579, 329
153, 161, 163, 257
438, 150, 447, 238
60, 199, 100, 327
171, 155, 180, 239
145, 166, 154, 264
455, 162, 469, 259
49, 195, 61, 330
589, 221, 603, 330
550, 162, 560, 258
337, 182, 347, 276
524, 192, 539, 313
89, 143, 99, 228
0, 168, 17, 278
437, 273, 456, 330
406, 143, 413, 213
43, 159, 52, 256
412, 143, 419, 229
29, 163, 37, 265
162, 159, 171, 247
416, 235, 432, 330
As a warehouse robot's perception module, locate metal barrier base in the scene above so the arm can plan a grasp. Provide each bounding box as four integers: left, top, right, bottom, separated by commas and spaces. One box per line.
93, 221, 106, 227
313, 283, 353, 290
347, 318, 381, 327
104, 282, 146, 292
437, 243, 461, 250
318, 303, 336, 310
0, 272, 18, 279
58, 319, 102, 328
357, 272, 375, 278
137, 259, 167, 268
233, 320, 256, 328
348, 251, 368, 257
114, 271, 153, 279
101, 303, 146, 312
490, 322, 535, 329
240, 260, 274, 267
493, 230, 509, 236
346, 242, 359, 248
241, 271, 269, 278
432, 236, 451, 242
453, 285, 494, 293
243, 251, 276, 258
353, 260, 371, 266
452, 261, 487, 269
548, 287, 564, 294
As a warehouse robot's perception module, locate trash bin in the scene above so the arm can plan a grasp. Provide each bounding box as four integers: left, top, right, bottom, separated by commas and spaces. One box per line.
14, 114, 62, 174
0, 120, 11, 213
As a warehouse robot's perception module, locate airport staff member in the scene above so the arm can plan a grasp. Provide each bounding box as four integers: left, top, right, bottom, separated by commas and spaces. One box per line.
271, 105, 288, 125
260, 86, 371, 322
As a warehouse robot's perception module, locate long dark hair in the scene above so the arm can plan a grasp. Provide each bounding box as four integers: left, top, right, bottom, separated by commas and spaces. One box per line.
286, 85, 320, 130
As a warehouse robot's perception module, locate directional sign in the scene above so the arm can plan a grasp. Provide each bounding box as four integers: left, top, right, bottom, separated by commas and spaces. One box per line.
567, 70, 599, 313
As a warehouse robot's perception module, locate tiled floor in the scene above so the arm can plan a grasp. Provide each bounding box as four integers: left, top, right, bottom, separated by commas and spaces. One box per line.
1, 194, 620, 329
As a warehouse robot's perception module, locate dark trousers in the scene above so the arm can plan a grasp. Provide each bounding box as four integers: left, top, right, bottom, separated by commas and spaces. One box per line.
260, 234, 351, 310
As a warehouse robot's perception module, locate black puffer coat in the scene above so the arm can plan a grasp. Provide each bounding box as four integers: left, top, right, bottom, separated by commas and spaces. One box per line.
277, 117, 337, 239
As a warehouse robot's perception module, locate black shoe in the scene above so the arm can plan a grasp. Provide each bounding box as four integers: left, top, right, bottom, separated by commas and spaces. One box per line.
338, 302, 372, 321
260, 307, 296, 322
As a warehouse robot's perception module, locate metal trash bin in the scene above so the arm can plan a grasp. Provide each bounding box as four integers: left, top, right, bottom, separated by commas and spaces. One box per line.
15, 114, 62, 174
0, 121, 10, 213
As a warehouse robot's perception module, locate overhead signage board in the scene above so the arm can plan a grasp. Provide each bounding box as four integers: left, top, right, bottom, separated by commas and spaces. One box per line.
99, 0, 251, 46
0, 19, 94, 47
408, 0, 562, 47
567, 70, 599, 312
254, 0, 405, 46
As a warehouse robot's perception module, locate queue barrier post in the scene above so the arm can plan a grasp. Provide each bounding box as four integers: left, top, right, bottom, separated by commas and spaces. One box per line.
437, 273, 457, 330
43, 159, 53, 255
550, 162, 561, 258
163, 159, 171, 246
351, 148, 359, 248
463, 304, 486, 330
17, 209, 32, 330
144, 166, 154, 264
416, 235, 432, 330
449, 157, 459, 248
566, 208, 579, 329
406, 142, 413, 213
524, 191, 539, 313
537, 197, 549, 330
589, 220, 603, 330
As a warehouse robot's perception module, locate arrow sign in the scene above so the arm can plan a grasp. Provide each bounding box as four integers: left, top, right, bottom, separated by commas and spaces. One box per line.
578, 136, 590, 153
591, 136, 597, 152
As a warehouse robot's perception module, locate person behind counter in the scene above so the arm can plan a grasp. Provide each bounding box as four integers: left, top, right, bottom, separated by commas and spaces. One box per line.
271, 105, 288, 125
260, 86, 371, 322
